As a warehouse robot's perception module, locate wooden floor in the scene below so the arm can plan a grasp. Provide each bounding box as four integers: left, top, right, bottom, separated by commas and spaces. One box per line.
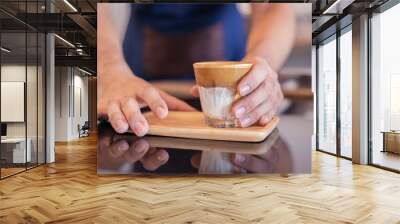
1, 135, 400, 224
373, 151, 400, 171
1, 167, 26, 178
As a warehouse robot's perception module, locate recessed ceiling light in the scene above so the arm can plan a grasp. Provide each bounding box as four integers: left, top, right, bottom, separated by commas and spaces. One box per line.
323, 0, 355, 15
54, 34, 75, 48
63, 0, 78, 12
1, 47, 11, 53
77, 67, 93, 76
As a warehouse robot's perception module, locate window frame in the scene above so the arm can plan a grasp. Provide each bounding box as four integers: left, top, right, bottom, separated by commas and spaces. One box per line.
315, 23, 353, 161
0, 0, 48, 180
367, 0, 400, 173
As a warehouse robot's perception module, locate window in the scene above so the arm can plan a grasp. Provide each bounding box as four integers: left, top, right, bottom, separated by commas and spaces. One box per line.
317, 36, 337, 154
339, 28, 352, 158
0, 1, 47, 179
316, 26, 353, 159
370, 2, 400, 171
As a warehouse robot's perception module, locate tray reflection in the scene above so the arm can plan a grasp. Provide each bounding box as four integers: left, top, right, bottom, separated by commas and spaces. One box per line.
98, 122, 306, 175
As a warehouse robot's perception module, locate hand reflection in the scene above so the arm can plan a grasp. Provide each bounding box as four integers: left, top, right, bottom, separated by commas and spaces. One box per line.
190, 137, 291, 174
230, 138, 291, 173
99, 123, 292, 174
100, 134, 170, 171
231, 152, 277, 173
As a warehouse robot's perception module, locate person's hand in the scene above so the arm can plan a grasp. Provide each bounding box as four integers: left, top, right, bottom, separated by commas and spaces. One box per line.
99, 135, 170, 171
232, 56, 283, 127
230, 138, 291, 173
230, 152, 277, 173
98, 61, 195, 136
191, 57, 283, 127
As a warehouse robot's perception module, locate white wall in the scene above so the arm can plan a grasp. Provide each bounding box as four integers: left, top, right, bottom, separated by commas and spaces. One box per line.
1, 82, 25, 122
1, 64, 46, 164
54, 66, 70, 141
70, 73, 89, 139
1, 65, 38, 138
54, 67, 89, 141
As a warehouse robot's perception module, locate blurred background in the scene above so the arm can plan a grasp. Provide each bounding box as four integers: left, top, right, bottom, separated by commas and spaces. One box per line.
2, 0, 399, 178
108, 3, 312, 124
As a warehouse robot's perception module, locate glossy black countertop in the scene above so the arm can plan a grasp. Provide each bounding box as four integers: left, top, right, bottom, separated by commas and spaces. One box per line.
97, 115, 312, 175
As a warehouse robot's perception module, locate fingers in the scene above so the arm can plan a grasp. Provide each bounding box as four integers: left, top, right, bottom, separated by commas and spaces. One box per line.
232, 81, 268, 120
239, 101, 272, 127
141, 148, 169, 171
190, 153, 202, 169
190, 85, 199, 97
259, 114, 273, 126
120, 97, 148, 136
237, 57, 268, 96
233, 61, 283, 127
258, 75, 283, 125
109, 139, 130, 158
107, 101, 129, 133
137, 86, 169, 119
125, 139, 150, 162
108, 84, 194, 134
231, 154, 275, 173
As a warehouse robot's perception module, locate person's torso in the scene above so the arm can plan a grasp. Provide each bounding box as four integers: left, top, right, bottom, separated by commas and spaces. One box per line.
123, 4, 247, 81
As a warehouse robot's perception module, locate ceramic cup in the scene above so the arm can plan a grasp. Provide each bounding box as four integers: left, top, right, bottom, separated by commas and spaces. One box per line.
193, 61, 252, 128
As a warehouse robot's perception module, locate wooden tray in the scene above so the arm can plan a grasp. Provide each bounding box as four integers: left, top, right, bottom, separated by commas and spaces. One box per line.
143, 129, 279, 154
113, 129, 279, 154
143, 111, 279, 142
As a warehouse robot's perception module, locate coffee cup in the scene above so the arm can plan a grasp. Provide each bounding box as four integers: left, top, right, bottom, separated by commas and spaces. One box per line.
193, 61, 252, 128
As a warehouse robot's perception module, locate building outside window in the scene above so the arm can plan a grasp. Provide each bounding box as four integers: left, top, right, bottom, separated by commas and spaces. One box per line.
370, 2, 400, 171
317, 36, 337, 155
339, 27, 352, 158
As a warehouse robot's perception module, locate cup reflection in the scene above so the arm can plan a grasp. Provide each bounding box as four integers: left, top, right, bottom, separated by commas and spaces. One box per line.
98, 123, 293, 175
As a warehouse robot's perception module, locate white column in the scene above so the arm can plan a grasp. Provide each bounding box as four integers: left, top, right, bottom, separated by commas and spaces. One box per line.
46, 32, 55, 163
54, 67, 74, 141
352, 14, 369, 164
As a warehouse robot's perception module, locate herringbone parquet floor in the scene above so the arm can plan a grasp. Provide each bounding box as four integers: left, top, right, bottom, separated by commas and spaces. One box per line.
1, 135, 400, 224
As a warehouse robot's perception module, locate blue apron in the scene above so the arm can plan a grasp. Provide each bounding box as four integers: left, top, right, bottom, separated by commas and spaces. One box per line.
123, 4, 247, 81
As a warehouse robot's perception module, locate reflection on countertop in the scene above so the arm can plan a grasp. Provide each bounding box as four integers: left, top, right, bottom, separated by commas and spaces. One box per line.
97, 115, 312, 175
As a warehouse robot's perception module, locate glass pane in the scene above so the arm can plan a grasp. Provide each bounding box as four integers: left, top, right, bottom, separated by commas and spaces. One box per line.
1, 1, 46, 178
27, 31, 38, 169
340, 29, 352, 158
317, 37, 337, 154
1, 30, 27, 177
38, 32, 45, 165
371, 4, 400, 171
26, 0, 40, 169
